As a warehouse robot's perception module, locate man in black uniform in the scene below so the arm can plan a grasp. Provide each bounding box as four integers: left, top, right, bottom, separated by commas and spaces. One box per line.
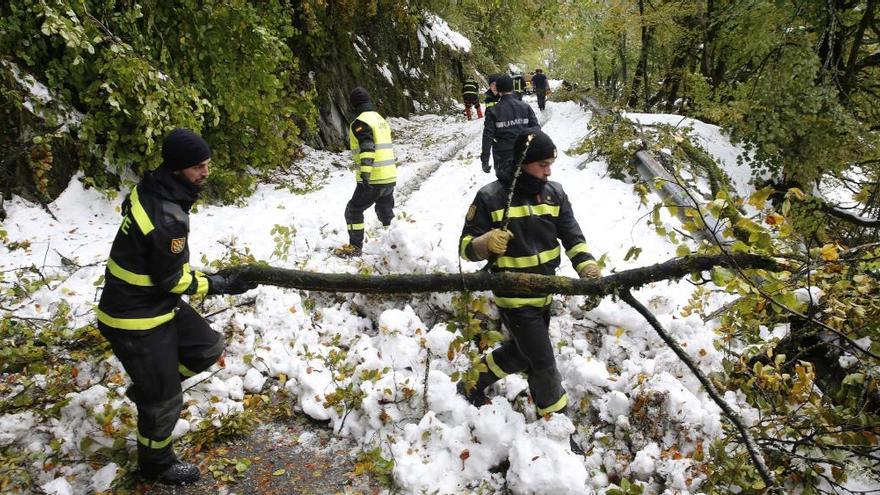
480, 75, 538, 178
458, 129, 602, 426
462, 76, 482, 121
97, 129, 256, 485
531, 68, 549, 111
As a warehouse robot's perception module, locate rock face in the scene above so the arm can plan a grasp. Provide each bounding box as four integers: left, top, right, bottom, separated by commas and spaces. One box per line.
303, 18, 470, 148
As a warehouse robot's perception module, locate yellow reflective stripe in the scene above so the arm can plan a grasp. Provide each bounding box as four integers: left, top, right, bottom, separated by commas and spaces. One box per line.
97, 308, 175, 331
138, 432, 173, 449
566, 243, 590, 258
178, 363, 196, 378
194, 271, 209, 297
107, 258, 153, 286
129, 186, 154, 235
496, 246, 560, 268
369, 177, 396, 185
576, 260, 597, 273
490, 204, 560, 222
359, 151, 377, 160
460, 235, 474, 258
170, 264, 193, 294
486, 352, 508, 378
347, 223, 365, 230
494, 295, 552, 308
537, 393, 568, 416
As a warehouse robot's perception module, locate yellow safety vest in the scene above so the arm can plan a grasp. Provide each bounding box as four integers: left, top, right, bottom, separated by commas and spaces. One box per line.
349, 111, 397, 185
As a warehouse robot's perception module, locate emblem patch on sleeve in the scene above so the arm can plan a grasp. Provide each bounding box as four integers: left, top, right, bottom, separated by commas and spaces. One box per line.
170, 237, 186, 254
466, 204, 477, 222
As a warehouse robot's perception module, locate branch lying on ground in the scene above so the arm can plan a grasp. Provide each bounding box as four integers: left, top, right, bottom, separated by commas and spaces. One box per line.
824, 205, 880, 227
620, 289, 778, 492
229, 254, 785, 296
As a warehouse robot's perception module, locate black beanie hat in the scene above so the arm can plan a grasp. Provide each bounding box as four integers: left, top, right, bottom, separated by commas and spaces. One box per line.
495, 75, 513, 92
488, 74, 500, 85
350, 87, 371, 107
161, 128, 211, 171
514, 128, 557, 165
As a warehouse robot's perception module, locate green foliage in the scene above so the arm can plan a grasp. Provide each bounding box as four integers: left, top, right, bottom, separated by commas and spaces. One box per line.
207, 456, 252, 482
1, 0, 317, 203
606, 477, 645, 495
354, 446, 395, 488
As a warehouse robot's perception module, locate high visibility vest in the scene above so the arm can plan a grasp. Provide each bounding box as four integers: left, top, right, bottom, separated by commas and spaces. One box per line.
349, 111, 397, 185
463, 79, 479, 97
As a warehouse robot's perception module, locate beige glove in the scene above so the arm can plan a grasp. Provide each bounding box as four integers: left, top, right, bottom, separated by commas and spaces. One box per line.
471, 229, 514, 259
577, 260, 602, 278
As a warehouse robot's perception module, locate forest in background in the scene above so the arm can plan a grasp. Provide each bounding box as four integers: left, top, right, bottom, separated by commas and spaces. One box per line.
1, 1, 879, 493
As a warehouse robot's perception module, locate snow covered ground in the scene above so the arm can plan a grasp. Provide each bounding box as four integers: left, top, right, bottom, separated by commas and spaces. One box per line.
3, 97, 871, 494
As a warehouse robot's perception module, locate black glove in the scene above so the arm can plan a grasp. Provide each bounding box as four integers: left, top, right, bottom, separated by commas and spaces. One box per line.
207, 271, 257, 295
481, 161, 491, 173
360, 172, 372, 188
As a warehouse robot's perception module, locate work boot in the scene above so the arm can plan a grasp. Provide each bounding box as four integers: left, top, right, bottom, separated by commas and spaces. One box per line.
141, 460, 201, 485
333, 244, 362, 258
456, 380, 488, 407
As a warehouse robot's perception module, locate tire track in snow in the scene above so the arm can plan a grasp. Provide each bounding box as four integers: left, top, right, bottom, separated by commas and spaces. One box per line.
395, 103, 552, 205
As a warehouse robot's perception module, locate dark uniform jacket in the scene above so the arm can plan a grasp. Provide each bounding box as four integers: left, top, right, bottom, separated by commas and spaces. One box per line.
459, 175, 594, 308
98, 167, 211, 331
462, 79, 479, 102
481, 95, 538, 175
484, 89, 499, 108
531, 73, 548, 90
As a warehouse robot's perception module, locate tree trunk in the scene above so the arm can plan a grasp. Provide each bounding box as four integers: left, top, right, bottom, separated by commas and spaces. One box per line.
229, 254, 784, 295
628, 0, 651, 108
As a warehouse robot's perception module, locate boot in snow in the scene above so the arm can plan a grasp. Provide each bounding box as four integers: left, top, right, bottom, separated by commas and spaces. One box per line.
142, 460, 201, 485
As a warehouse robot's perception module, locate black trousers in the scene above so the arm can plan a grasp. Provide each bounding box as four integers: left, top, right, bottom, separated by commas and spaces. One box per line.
344, 183, 395, 247
535, 89, 547, 110
489, 305, 566, 413
99, 302, 224, 469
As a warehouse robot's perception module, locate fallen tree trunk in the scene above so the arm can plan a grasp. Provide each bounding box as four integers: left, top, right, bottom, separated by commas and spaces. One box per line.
231, 254, 785, 295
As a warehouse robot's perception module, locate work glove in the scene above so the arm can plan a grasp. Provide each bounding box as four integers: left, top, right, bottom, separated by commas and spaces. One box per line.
207, 271, 258, 296
577, 260, 602, 279
481, 161, 491, 173
471, 229, 514, 259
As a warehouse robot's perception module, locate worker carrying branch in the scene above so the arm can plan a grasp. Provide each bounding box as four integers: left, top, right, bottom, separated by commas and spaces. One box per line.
459, 128, 602, 452
97, 129, 257, 485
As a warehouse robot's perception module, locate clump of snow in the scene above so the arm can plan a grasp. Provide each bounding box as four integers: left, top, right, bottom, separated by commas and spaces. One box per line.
419, 13, 471, 54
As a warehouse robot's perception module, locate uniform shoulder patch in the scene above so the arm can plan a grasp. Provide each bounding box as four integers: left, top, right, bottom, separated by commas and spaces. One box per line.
466, 204, 477, 222
170, 237, 186, 254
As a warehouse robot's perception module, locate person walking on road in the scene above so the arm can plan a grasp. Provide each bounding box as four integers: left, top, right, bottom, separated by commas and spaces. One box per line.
531, 68, 549, 111
97, 128, 257, 485
458, 129, 602, 451
335, 87, 397, 258
480, 75, 538, 179
462, 76, 483, 121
